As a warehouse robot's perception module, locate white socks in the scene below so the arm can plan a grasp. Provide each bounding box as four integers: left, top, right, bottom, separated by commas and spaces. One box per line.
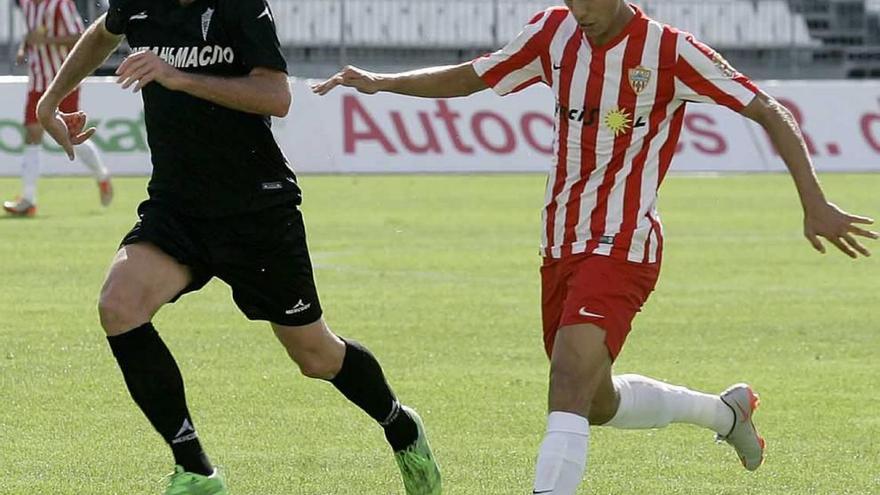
21, 144, 41, 203
75, 141, 109, 180
530, 376, 733, 493
605, 374, 733, 435
532, 412, 590, 495
19, 142, 108, 204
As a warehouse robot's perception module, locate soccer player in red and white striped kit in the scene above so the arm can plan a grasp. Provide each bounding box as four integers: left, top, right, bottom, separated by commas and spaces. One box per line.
4, 0, 111, 216
314, 0, 878, 492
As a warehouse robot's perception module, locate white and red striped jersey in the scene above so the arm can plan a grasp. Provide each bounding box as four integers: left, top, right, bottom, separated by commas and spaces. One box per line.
21, 0, 85, 92
473, 5, 758, 263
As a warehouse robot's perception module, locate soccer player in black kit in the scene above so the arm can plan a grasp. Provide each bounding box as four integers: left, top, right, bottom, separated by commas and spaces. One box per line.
35, 1, 442, 494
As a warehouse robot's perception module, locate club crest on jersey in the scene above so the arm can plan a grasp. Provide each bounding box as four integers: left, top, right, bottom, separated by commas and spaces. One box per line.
201, 8, 214, 41
628, 66, 652, 95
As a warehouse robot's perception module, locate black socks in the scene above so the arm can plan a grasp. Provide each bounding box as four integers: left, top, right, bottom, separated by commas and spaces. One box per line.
109, 326, 417, 470
330, 339, 419, 452
107, 323, 213, 476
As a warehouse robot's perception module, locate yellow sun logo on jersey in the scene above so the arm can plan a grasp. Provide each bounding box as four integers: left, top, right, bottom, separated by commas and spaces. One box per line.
604, 108, 633, 136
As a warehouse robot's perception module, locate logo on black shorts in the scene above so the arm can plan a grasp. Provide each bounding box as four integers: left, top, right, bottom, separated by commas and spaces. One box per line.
285, 299, 312, 315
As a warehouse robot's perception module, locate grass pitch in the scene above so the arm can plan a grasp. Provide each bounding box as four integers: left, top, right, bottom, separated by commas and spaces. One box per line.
0, 174, 878, 495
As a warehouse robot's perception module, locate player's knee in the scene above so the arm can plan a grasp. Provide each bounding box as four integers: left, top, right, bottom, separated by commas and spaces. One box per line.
587, 396, 617, 425
276, 320, 345, 379
286, 340, 343, 380
97, 288, 149, 335
293, 351, 340, 380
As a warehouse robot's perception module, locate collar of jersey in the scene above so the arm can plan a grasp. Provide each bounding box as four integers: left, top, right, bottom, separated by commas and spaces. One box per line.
584, 3, 646, 52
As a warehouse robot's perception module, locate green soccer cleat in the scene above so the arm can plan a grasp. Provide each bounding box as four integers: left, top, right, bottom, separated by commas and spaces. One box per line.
394, 406, 442, 495
163, 466, 228, 495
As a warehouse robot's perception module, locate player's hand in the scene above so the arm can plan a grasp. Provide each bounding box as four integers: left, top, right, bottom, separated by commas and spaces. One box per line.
116, 50, 183, 93
36, 106, 96, 161
15, 48, 26, 66
803, 202, 878, 258
25, 27, 48, 46
310, 66, 388, 95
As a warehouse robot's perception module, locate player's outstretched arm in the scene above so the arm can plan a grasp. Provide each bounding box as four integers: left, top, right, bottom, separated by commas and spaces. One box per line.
37, 13, 122, 160
741, 91, 879, 258
311, 63, 488, 98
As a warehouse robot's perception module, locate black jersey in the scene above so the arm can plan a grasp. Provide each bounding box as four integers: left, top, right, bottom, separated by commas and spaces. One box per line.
105, 0, 300, 217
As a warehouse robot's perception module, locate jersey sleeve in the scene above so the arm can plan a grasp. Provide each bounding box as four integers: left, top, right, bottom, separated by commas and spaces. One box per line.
229, 0, 288, 74
54, 0, 84, 37
104, 0, 132, 36
472, 9, 559, 96
674, 33, 758, 112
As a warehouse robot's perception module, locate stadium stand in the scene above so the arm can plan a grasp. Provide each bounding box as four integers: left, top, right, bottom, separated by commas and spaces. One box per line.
642, 0, 818, 47
273, 1, 342, 46
1, 0, 878, 78
271, 0, 818, 48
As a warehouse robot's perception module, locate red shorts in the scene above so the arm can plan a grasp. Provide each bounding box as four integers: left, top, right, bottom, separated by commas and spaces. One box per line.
541, 254, 661, 361
24, 89, 80, 125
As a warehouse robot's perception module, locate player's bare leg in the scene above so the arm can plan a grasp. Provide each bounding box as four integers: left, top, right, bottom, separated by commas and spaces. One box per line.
274, 320, 441, 495
3, 124, 42, 216
98, 243, 191, 334
532, 323, 607, 495
272, 318, 346, 379
99, 243, 226, 494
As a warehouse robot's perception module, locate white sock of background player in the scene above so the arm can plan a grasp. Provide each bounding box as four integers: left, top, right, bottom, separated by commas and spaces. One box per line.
75, 140, 110, 181
21, 144, 41, 204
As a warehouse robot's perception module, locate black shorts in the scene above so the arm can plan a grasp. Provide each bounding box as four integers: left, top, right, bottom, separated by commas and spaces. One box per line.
120, 199, 323, 327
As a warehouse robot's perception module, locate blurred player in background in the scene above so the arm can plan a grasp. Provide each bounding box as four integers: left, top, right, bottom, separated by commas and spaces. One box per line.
4, 0, 112, 217
314, 0, 878, 493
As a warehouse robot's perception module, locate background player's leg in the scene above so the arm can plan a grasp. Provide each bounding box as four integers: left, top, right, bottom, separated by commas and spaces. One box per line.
19, 125, 42, 208
99, 243, 215, 477
5, 90, 42, 215
272, 319, 419, 450
532, 323, 608, 495
75, 140, 109, 182
75, 140, 113, 206
59, 90, 113, 207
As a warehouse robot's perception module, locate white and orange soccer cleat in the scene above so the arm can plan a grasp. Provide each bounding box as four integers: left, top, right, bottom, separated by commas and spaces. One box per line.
3, 197, 37, 217
98, 177, 113, 207
717, 383, 765, 471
